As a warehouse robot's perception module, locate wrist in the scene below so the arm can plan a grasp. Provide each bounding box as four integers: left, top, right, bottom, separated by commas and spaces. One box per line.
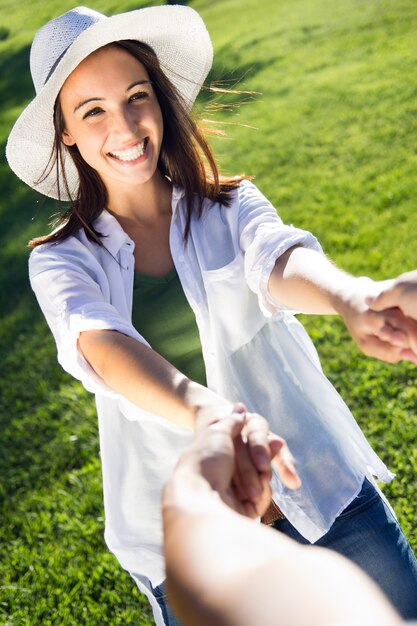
184, 381, 235, 431
330, 275, 375, 319
175, 378, 232, 429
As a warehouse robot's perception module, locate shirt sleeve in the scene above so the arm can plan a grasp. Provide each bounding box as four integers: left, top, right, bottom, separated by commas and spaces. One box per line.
29, 239, 149, 397
237, 180, 323, 316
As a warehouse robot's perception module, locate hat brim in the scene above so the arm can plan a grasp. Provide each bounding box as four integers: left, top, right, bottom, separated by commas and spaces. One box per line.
6, 5, 213, 200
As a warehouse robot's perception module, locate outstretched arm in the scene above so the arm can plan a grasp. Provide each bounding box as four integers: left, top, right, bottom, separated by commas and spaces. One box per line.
78, 330, 275, 510
78, 329, 216, 428
268, 245, 417, 363
162, 411, 402, 626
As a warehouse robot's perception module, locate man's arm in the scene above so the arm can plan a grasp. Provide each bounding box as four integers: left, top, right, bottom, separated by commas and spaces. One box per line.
162, 412, 402, 626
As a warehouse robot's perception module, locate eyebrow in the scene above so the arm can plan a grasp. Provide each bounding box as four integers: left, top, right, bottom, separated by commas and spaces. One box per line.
73, 80, 152, 113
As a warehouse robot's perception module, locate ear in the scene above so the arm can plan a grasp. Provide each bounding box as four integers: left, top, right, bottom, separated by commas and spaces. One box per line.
62, 129, 76, 146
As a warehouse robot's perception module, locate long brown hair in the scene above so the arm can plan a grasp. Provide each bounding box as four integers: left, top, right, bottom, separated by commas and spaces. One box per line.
29, 40, 246, 248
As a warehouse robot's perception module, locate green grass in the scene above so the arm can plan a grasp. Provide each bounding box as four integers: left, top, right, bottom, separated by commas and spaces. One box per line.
1, 0, 417, 623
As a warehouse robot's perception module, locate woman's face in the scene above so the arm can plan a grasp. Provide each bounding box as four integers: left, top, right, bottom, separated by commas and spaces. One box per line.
59, 44, 164, 197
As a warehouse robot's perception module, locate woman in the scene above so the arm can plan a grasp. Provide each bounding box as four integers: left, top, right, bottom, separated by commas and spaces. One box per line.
6, 5, 417, 625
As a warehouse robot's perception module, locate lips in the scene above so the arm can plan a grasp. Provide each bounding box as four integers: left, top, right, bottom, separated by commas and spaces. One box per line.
108, 138, 148, 162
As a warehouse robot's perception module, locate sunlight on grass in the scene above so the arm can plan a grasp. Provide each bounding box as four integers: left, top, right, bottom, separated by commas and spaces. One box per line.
1, 0, 416, 623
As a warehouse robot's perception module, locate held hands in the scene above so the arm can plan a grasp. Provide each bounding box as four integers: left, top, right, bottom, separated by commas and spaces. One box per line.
335, 275, 417, 365
366, 270, 417, 362
178, 404, 300, 519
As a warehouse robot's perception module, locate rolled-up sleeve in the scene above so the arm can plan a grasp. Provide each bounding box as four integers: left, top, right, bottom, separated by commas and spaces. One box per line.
29, 241, 149, 397
238, 180, 323, 316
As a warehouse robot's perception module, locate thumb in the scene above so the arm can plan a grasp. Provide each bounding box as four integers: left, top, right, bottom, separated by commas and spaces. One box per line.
366, 289, 397, 313
270, 437, 301, 490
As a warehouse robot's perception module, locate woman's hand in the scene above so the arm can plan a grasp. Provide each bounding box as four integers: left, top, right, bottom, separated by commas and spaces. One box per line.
178, 405, 300, 518
365, 270, 417, 363
333, 276, 417, 364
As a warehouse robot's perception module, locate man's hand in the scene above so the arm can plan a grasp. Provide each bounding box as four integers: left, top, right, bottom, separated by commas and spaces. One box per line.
177, 405, 300, 518
365, 270, 417, 363
335, 277, 417, 364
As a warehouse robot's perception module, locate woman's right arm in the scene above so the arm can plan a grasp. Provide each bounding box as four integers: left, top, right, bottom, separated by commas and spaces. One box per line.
77, 328, 227, 430
29, 245, 275, 504
29, 245, 230, 427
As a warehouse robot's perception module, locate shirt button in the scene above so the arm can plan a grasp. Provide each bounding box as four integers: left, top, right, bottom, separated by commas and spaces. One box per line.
179, 255, 184, 262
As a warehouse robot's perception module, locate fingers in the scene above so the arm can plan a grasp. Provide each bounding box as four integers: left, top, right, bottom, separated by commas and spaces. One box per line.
232, 428, 266, 507
360, 309, 417, 363
400, 348, 417, 365
367, 271, 417, 319
232, 412, 301, 518
366, 289, 399, 314
269, 436, 302, 490
347, 305, 417, 363
365, 272, 417, 359
359, 308, 408, 345
356, 333, 405, 363
192, 404, 301, 518
245, 411, 272, 473
376, 311, 417, 358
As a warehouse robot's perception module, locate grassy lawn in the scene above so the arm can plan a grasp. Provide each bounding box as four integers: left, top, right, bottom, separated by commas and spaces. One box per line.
1, 0, 416, 624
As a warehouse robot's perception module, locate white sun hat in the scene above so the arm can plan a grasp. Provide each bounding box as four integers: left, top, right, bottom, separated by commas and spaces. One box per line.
6, 5, 213, 200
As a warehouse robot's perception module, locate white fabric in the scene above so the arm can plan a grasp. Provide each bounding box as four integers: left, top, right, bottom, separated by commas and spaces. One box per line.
29, 180, 393, 625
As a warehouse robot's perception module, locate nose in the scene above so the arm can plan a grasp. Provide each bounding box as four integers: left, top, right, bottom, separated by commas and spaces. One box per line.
112, 105, 138, 138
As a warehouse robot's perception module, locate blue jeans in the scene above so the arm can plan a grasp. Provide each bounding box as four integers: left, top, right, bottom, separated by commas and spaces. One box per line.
153, 479, 417, 625
273, 478, 417, 620
151, 581, 183, 626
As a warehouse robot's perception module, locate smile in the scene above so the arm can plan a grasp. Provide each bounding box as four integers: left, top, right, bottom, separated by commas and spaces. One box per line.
108, 138, 148, 162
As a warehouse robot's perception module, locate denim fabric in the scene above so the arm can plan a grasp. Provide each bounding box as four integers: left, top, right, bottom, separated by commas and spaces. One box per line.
151, 581, 183, 626
152, 479, 417, 625
273, 479, 417, 620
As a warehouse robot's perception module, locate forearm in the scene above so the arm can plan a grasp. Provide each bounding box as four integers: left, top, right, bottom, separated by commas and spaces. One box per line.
163, 477, 401, 626
267, 246, 415, 362
78, 329, 231, 429
163, 475, 256, 626
268, 245, 361, 315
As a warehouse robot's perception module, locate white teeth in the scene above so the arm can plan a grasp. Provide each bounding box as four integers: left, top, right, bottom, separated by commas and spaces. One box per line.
110, 140, 146, 161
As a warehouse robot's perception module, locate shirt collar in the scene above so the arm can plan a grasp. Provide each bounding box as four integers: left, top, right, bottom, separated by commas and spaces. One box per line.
91, 185, 186, 256
92, 209, 132, 257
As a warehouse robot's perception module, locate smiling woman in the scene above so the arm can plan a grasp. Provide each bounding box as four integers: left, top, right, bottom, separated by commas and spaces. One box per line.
5, 5, 417, 626
60, 45, 165, 204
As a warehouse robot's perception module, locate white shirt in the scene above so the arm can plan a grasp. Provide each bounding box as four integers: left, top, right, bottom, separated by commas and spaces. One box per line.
29, 180, 393, 624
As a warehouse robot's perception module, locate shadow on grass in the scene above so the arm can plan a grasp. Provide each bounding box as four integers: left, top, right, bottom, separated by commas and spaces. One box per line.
1, 146, 97, 536
0, 36, 96, 514
0, 144, 59, 317
0, 44, 32, 110
0, 287, 98, 510
0, 175, 95, 512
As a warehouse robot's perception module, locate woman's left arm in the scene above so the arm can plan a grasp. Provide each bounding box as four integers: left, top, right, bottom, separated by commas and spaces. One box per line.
268, 245, 417, 363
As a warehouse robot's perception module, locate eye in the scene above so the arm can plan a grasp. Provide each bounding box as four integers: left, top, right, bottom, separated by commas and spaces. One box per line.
82, 106, 104, 119
129, 90, 150, 103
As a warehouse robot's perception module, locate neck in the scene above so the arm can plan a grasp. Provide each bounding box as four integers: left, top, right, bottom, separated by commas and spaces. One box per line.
106, 171, 173, 228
